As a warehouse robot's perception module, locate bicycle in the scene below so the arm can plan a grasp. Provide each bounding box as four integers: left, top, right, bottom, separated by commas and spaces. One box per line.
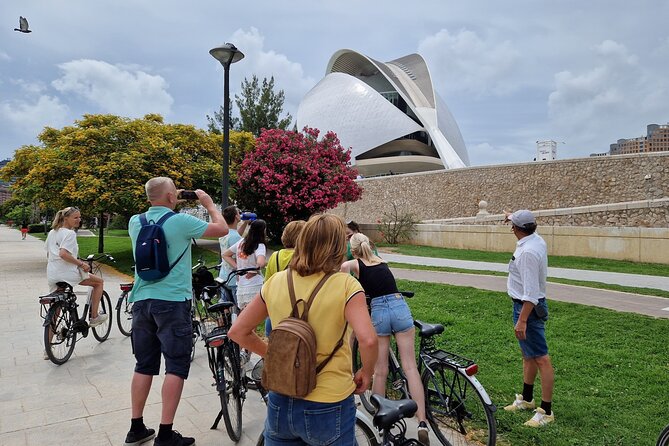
115, 281, 133, 336
190, 258, 224, 361
353, 292, 497, 446
201, 267, 258, 442
658, 423, 669, 446
39, 253, 114, 365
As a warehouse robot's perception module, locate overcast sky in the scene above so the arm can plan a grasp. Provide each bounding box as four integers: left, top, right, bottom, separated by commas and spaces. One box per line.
2, 0, 668, 166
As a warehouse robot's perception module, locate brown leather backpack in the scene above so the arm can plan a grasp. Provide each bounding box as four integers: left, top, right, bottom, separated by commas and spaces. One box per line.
261, 269, 347, 398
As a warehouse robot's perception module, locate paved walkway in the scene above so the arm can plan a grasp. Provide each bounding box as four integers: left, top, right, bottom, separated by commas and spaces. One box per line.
0, 226, 266, 446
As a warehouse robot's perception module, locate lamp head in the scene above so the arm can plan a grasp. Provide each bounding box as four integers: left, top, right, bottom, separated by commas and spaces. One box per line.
209, 43, 245, 65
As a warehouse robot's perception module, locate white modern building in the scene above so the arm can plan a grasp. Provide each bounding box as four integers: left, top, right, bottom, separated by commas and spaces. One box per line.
296, 49, 469, 177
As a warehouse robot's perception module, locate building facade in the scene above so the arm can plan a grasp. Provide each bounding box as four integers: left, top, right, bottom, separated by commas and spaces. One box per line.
609, 123, 669, 155
296, 50, 469, 177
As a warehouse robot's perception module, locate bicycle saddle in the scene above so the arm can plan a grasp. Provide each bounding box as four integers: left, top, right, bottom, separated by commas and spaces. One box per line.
414, 320, 444, 337
370, 394, 418, 429
207, 301, 236, 313
55, 281, 74, 291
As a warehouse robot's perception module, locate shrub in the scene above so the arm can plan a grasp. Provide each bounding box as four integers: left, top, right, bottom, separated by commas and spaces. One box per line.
109, 214, 128, 230
29, 223, 48, 233
377, 202, 419, 245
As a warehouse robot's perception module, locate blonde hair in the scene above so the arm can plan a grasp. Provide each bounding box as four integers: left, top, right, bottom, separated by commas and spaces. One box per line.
52, 206, 79, 230
290, 214, 346, 276
145, 177, 174, 202
281, 220, 306, 249
350, 233, 384, 264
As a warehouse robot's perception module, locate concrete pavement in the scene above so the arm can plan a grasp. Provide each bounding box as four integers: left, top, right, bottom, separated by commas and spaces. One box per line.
0, 225, 266, 446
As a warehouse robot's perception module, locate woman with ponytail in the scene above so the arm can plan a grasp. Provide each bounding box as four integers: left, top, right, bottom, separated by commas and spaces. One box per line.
341, 232, 430, 445
45, 207, 107, 327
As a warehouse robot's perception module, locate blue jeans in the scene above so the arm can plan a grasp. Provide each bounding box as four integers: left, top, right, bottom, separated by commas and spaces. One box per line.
512, 299, 549, 358
370, 293, 414, 336
264, 393, 355, 445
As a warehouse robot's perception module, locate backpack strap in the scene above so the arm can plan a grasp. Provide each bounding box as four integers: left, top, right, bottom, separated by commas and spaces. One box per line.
315, 322, 348, 374
286, 268, 333, 321
275, 249, 282, 272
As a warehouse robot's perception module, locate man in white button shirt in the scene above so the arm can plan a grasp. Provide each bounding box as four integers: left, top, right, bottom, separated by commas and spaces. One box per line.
502, 210, 555, 427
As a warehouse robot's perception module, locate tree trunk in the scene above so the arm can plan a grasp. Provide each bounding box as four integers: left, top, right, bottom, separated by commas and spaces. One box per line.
98, 211, 104, 253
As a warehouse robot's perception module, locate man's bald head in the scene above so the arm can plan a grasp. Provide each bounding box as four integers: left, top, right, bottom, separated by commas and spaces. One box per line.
145, 177, 176, 203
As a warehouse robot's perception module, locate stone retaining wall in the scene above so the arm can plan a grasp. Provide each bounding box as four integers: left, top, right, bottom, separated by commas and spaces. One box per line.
334, 152, 669, 228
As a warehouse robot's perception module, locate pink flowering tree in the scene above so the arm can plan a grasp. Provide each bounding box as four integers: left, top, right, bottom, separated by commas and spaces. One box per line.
236, 127, 362, 239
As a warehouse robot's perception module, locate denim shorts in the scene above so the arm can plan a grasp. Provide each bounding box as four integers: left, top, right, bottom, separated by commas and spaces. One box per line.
131, 299, 193, 379
370, 293, 414, 336
264, 393, 355, 445
512, 299, 549, 359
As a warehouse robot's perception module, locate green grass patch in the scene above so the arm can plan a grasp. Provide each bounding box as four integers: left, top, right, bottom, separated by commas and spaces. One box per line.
389, 262, 669, 299
400, 279, 669, 446
382, 244, 669, 277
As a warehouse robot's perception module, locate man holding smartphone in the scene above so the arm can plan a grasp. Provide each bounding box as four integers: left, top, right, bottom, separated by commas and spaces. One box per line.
124, 177, 228, 446
502, 209, 555, 428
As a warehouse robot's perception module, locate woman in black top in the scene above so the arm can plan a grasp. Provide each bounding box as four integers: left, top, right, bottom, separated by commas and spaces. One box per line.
341, 233, 429, 444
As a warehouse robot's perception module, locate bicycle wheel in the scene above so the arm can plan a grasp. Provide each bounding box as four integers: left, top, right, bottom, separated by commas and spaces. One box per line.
92, 291, 112, 342
219, 342, 243, 442
44, 303, 77, 365
658, 424, 669, 446
422, 363, 496, 446
355, 414, 380, 446
116, 292, 133, 337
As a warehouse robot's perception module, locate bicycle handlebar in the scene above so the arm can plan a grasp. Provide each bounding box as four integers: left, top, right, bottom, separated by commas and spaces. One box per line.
83, 253, 115, 263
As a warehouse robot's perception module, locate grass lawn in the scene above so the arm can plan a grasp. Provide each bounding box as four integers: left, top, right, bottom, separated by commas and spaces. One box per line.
401, 279, 669, 446
382, 244, 669, 277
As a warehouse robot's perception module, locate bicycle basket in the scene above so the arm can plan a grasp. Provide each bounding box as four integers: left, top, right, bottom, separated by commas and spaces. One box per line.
192, 266, 216, 297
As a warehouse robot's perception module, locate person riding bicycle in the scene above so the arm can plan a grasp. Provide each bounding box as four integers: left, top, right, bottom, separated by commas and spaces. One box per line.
124, 177, 228, 446
45, 207, 107, 328
229, 214, 378, 445
341, 232, 430, 445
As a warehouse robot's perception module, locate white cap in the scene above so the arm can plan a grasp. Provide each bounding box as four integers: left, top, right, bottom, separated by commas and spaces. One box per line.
509, 209, 536, 229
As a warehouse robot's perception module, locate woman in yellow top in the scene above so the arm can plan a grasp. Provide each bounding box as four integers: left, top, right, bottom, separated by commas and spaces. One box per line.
263, 219, 305, 336
229, 214, 378, 445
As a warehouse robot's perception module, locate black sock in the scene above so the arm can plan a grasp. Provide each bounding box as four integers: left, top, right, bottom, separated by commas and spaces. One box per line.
522, 383, 534, 402
158, 424, 174, 441
540, 400, 552, 415
130, 417, 145, 433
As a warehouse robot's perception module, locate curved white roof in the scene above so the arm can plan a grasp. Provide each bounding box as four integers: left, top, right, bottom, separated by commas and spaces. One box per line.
297, 49, 468, 171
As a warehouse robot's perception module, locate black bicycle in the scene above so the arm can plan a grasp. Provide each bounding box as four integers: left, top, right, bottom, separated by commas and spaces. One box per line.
353, 293, 496, 446
116, 281, 133, 336
39, 253, 114, 365
202, 267, 259, 442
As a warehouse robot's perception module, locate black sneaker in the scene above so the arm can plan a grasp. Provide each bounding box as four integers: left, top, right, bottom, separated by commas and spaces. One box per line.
153, 431, 195, 446
124, 427, 156, 446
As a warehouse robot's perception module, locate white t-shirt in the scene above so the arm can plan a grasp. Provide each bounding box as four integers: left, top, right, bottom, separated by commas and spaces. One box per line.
45, 228, 86, 290
229, 239, 266, 288
507, 232, 548, 305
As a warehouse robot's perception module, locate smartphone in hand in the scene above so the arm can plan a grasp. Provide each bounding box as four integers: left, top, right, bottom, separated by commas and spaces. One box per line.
178, 190, 198, 200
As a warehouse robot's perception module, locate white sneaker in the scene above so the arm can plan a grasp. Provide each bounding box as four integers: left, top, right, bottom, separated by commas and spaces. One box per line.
503, 394, 536, 412
524, 408, 555, 427
89, 313, 108, 328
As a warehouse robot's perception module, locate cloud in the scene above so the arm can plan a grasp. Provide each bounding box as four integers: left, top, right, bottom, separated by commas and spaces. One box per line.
0, 95, 70, 137
224, 28, 316, 119
418, 28, 521, 96
10, 79, 47, 94
0, 51, 10, 62
547, 40, 668, 151
52, 59, 173, 117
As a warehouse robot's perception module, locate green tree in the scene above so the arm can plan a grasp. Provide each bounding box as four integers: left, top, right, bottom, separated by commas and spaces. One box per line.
0, 114, 237, 251
207, 75, 292, 137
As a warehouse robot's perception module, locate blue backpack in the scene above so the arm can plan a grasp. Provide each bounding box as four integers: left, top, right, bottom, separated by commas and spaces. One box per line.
135, 212, 188, 281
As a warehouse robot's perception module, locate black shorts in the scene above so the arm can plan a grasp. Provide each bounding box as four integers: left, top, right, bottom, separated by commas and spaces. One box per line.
131, 299, 192, 379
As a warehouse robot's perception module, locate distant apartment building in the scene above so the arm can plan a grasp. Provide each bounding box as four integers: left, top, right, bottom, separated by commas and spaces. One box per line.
609, 123, 669, 155
0, 158, 11, 205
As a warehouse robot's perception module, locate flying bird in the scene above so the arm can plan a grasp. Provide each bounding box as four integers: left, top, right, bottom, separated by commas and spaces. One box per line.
14, 16, 32, 33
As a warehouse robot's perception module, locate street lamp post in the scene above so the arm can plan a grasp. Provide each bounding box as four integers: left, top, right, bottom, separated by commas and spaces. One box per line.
209, 43, 244, 208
